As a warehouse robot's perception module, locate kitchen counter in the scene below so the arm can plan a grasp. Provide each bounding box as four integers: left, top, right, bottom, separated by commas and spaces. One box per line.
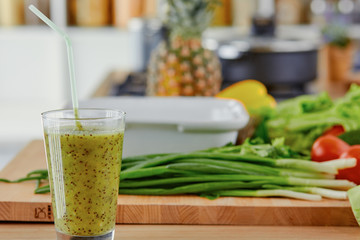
1, 131, 359, 239
0, 223, 359, 240
1, 143, 360, 239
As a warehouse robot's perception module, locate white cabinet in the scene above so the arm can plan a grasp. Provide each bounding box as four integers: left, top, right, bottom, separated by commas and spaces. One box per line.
0, 1, 143, 145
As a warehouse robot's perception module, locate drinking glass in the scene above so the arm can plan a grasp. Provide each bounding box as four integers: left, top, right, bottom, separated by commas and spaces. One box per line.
42, 108, 125, 240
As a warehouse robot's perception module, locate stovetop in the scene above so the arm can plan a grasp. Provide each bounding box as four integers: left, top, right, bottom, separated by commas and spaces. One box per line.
109, 72, 312, 99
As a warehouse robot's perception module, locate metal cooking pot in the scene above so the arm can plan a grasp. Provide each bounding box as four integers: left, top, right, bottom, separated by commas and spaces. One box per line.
204, 36, 319, 98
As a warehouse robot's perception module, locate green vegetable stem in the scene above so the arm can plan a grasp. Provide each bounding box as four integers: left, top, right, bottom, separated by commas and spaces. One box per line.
1, 141, 356, 201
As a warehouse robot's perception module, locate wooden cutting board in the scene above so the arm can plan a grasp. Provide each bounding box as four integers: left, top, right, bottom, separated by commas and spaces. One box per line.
0, 140, 357, 226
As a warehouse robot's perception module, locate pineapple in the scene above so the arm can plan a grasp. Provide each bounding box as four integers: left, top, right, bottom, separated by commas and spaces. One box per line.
147, 0, 222, 96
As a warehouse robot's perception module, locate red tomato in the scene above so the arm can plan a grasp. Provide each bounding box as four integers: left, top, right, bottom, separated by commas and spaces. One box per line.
311, 135, 350, 162
322, 125, 345, 137
337, 145, 360, 184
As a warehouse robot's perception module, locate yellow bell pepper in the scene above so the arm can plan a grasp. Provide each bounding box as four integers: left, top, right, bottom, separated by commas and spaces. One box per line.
216, 80, 276, 113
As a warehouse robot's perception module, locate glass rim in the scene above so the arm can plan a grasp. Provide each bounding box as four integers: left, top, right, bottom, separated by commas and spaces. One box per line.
41, 108, 126, 121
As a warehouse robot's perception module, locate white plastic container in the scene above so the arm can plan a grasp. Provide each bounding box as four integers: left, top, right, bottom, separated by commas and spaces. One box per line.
79, 97, 249, 157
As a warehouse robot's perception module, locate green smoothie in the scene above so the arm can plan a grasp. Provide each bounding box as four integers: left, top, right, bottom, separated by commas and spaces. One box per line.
44, 128, 123, 236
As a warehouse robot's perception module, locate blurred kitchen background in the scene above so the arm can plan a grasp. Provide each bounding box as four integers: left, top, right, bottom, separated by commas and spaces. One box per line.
1, 0, 360, 168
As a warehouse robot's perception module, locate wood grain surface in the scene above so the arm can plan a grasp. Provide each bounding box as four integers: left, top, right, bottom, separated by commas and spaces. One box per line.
0, 140, 357, 226
1, 223, 360, 240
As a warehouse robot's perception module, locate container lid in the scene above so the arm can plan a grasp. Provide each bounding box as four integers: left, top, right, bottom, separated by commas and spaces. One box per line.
78, 97, 249, 133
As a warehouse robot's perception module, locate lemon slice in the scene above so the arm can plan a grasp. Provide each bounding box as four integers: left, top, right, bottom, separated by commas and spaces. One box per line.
348, 186, 360, 225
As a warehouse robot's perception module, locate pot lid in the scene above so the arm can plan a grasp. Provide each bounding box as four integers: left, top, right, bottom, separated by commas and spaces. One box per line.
204, 37, 319, 60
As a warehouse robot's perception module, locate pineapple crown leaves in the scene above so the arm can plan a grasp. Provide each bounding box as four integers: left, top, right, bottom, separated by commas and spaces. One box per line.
164, 0, 220, 39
